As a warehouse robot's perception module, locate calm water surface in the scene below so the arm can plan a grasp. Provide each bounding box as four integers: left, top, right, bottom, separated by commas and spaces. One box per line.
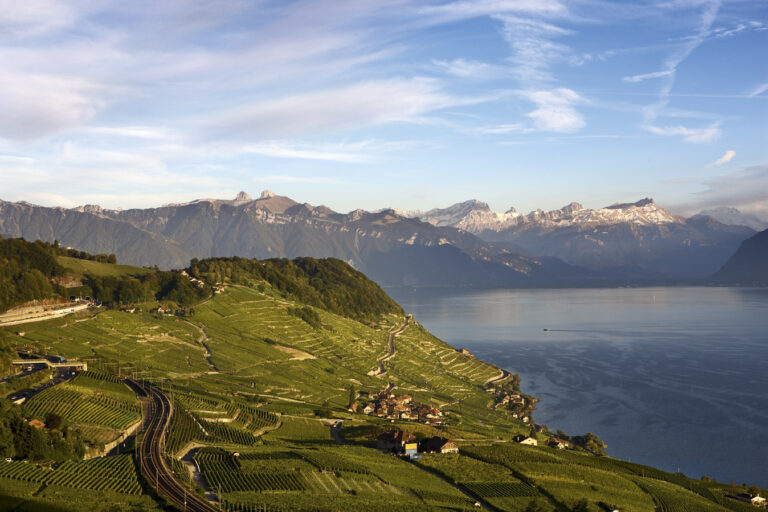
389, 286, 768, 485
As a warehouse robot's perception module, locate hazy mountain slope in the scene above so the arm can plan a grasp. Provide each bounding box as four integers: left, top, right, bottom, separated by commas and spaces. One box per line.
699, 206, 768, 231
0, 200, 191, 268
711, 228, 768, 285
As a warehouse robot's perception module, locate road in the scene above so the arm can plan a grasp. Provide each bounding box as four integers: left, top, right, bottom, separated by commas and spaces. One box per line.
369, 316, 409, 377
127, 379, 218, 512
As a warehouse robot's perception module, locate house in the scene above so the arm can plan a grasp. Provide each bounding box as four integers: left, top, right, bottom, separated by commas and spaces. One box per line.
422, 437, 459, 454
513, 435, 538, 446
404, 442, 418, 456
547, 438, 568, 450
377, 430, 416, 453
28, 419, 45, 430
348, 403, 359, 413
363, 403, 375, 415
737, 494, 767, 506
458, 348, 474, 357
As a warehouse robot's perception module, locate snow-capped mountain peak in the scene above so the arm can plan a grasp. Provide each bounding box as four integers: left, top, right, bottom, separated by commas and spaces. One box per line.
410, 197, 681, 233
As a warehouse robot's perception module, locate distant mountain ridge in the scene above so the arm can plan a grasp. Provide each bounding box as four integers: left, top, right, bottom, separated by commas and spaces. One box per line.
698, 206, 768, 232
0, 193, 586, 288
1, 192, 757, 285
402, 197, 755, 279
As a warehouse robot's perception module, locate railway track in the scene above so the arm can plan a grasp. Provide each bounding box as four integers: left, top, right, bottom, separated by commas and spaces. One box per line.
127, 379, 219, 512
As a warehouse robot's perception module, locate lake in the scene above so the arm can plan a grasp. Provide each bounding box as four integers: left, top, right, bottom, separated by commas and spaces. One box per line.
388, 286, 768, 486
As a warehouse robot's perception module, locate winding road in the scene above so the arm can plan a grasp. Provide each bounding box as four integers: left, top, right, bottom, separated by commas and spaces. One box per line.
127, 379, 218, 512
369, 316, 409, 377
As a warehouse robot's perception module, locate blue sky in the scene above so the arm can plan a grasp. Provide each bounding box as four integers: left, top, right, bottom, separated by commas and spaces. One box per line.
1, 0, 766, 218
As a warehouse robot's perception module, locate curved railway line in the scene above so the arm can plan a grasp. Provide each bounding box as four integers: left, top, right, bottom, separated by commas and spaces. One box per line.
127, 379, 218, 512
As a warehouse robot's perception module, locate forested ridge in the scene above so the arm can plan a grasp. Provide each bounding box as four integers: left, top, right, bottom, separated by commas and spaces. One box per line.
0, 237, 63, 312
192, 256, 404, 323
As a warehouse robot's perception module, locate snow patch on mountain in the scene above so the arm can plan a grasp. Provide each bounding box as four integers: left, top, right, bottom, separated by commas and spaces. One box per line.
410, 197, 682, 233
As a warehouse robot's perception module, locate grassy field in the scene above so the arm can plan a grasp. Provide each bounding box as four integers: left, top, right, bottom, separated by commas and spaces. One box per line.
57, 256, 153, 278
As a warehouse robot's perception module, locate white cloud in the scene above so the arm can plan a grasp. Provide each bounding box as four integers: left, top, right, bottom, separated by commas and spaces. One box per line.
432, 58, 503, 79
747, 82, 768, 98
710, 149, 735, 166
203, 78, 482, 139
645, 123, 721, 143
495, 15, 573, 84
524, 88, 585, 132
478, 123, 528, 134
623, 69, 675, 83
0, 71, 105, 140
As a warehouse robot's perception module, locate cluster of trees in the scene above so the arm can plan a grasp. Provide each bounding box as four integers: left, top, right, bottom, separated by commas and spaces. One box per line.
555, 430, 607, 456
287, 306, 322, 329
58, 247, 116, 264
1, 237, 212, 312
0, 237, 64, 313
85, 271, 208, 306
191, 256, 404, 323
0, 400, 85, 462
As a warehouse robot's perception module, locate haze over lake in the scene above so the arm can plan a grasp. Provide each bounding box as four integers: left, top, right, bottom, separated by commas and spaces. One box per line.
390, 286, 768, 485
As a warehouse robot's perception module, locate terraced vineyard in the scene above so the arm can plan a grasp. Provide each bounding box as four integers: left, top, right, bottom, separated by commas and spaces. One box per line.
0, 455, 141, 494
24, 372, 140, 430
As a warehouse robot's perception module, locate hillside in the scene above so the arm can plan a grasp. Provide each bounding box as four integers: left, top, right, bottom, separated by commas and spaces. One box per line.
0, 248, 765, 511
712, 228, 768, 285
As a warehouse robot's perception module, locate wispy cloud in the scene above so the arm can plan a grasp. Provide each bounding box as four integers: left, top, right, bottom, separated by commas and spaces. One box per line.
645, 123, 721, 143
525, 88, 585, 132
202, 78, 483, 139
432, 58, 504, 79
418, 0, 567, 24
0, 71, 105, 140
622, 69, 675, 83
747, 82, 768, 98
709, 149, 735, 166
495, 15, 573, 84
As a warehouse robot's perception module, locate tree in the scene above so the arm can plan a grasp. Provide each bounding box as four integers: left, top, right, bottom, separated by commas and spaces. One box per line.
44, 412, 62, 430
348, 385, 356, 408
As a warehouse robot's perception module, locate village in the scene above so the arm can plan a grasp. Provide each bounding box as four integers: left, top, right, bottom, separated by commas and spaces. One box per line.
350, 388, 444, 425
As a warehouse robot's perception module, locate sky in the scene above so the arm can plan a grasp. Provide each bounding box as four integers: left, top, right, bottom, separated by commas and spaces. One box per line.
1, 0, 767, 218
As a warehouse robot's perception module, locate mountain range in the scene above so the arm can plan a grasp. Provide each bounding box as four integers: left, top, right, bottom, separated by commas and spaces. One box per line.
0, 192, 760, 287
402, 198, 757, 279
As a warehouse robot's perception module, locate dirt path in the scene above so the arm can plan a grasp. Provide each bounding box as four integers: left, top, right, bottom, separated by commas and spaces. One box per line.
182, 320, 219, 372
484, 368, 509, 388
